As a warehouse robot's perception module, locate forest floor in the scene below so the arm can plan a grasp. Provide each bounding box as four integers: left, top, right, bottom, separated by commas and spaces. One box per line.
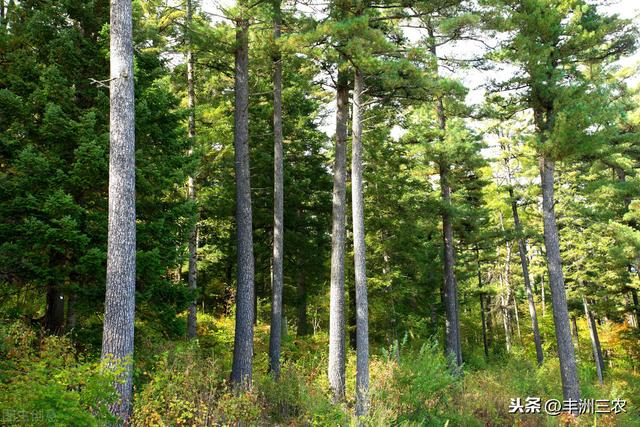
1, 314, 639, 426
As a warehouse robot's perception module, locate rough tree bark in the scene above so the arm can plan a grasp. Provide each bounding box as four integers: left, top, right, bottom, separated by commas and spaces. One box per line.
540, 155, 580, 401
268, 0, 284, 379
328, 65, 348, 402
509, 187, 543, 365
351, 68, 370, 416
428, 27, 461, 369
186, 0, 198, 340
583, 295, 604, 385
230, 17, 255, 389
101, 0, 136, 421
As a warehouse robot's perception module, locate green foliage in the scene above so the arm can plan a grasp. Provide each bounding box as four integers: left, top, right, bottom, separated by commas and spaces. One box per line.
0, 320, 117, 426
0, 0, 193, 341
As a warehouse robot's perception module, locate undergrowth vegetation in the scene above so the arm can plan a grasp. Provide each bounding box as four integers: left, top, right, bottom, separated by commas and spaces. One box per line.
2, 313, 638, 426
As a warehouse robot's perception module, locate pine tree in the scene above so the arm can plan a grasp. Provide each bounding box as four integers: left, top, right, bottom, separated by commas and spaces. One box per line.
102, 0, 136, 420
268, 0, 284, 379
484, 0, 637, 402
230, 3, 255, 388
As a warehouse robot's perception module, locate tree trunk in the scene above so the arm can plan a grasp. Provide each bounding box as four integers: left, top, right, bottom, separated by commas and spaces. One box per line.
268, 0, 284, 379
348, 276, 357, 350
475, 245, 489, 360
540, 156, 580, 401
486, 294, 494, 350
504, 239, 522, 343
541, 272, 546, 317
440, 159, 461, 368
583, 296, 604, 385
351, 68, 370, 416
440, 160, 462, 368
428, 25, 461, 369
499, 270, 512, 354
513, 291, 522, 343
186, 0, 198, 341
230, 18, 255, 389
328, 64, 348, 403
101, 0, 136, 421
45, 284, 65, 335
571, 315, 579, 351
510, 189, 543, 365
65, 292, 77, 332
632, 290, 640, 329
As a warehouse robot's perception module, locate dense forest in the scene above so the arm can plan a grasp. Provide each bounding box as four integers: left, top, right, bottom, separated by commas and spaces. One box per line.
1, 0, 640, 425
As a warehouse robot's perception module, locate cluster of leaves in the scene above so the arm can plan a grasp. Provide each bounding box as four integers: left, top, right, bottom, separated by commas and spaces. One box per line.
0, 320, 118, 426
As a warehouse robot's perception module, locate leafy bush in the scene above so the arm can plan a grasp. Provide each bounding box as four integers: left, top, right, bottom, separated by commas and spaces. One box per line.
132, 342, 220, 426
0, 320, 117, 426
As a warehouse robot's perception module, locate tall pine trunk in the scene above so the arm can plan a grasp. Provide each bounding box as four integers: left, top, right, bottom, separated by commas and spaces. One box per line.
230, 18, 255, 389
186, 0, 198, 340
429, 26, 461, 369
268, 0, 284, 379
510, 188, 543, 365
328, 65, 348, 402
351, 68, 369, 416
583, 295, 604, 385
500, 270, 512, 354
440, 159, 461, 367
540, 156, 580, 401
504, 239, 522, 343
101, 0, 136, 420
475, 246, 489, 360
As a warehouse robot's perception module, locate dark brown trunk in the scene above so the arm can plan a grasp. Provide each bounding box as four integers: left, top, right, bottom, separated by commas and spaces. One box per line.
45, 284, 65, 335
475, 246, 489, 360
632, 289, 640, 328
